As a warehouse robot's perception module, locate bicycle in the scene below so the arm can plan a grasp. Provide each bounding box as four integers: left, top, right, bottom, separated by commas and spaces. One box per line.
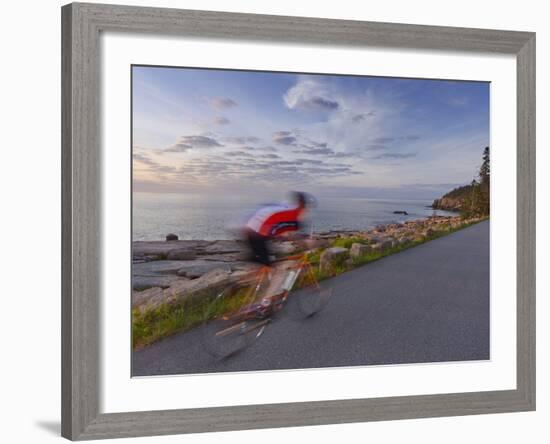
200, 252, 333, 359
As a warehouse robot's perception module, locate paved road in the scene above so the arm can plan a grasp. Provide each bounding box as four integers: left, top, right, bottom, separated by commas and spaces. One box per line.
133, 221, 490, 376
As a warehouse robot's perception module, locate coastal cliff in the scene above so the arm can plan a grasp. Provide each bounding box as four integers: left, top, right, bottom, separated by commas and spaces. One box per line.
433, 146, 490, 214
432, 182, 489, 215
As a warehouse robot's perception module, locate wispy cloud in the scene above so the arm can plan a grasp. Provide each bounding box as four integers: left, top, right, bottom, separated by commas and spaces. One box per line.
351, 111, 375, 123
372, 152, 417, 160
213, 116, 230, 125
273, 134, 297, 146
225, 150, 253, 157
225, 136, 261, 145
209, 97, 237, 110
448, 97, 469, 107
165, 135, 223, 152
284, 78, 340, 112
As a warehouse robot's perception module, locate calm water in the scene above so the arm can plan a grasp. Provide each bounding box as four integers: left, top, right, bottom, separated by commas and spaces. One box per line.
133, 193, 456, 241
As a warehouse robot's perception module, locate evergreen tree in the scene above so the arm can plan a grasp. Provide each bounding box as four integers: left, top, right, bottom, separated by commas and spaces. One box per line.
479, 146, 490, 187
478, 146, 490, 215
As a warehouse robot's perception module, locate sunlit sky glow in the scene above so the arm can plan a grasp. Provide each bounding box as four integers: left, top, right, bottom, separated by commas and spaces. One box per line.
132, 66, 489, 200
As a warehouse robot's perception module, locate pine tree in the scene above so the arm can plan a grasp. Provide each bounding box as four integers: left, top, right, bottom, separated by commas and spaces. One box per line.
478, 146, 490, 215
479, 146, 490, 187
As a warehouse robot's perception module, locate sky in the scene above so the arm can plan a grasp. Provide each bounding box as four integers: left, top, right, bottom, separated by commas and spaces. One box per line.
132, 65, 489, 200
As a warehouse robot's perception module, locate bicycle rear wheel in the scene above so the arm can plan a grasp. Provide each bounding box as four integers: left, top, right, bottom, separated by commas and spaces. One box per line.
201, 284, 268, 359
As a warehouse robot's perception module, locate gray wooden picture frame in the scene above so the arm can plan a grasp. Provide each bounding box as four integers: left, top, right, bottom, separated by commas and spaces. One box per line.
61, 2, 536, 440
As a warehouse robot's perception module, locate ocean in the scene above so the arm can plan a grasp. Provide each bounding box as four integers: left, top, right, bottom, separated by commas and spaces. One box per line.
133, 192, 456, 241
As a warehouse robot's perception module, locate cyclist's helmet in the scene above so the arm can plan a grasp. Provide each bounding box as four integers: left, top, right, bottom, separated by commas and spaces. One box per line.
291, 191, 318, 208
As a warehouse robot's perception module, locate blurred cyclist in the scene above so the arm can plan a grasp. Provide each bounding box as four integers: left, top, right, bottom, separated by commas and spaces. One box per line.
242, 191, 316, 314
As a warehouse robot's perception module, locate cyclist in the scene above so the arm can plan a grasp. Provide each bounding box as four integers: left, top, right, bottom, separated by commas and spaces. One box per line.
242, 191, 316, 314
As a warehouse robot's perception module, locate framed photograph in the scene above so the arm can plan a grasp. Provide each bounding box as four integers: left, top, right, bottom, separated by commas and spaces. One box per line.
61, 2, 535, 440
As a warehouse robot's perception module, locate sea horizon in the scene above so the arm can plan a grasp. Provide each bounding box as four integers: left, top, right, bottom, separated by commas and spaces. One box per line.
132, 192, 456, 241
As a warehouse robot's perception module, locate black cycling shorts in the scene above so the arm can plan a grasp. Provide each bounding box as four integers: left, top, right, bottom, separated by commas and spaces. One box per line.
246, 231, 271, 266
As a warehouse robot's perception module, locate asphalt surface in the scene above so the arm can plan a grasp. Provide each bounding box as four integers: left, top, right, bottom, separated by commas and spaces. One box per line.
132, 220, 490, 376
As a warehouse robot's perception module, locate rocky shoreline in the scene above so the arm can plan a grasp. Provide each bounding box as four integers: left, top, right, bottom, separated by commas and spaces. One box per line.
132, 214, 484, 315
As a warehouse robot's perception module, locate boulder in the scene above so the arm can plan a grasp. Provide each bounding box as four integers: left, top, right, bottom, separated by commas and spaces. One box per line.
349, 243, 372, 258
133, 240, 211, 259
166, 233, 179, 241
143, 254, 163, 262
133, 260, 188, 275
132, 287, 163, 309
166, 249, 197, 261
365, 235, 382, 244
176, 261, 232, 279
164, 268, 233, 305
132, 260, 194, 290
304, 238, 330, 250
134, 268, 234, 312
132, 275, 184, 291
372, 239, 393, 252
320, 247, 349, 274
201, 240, 244, 255
201, 253, 245, 262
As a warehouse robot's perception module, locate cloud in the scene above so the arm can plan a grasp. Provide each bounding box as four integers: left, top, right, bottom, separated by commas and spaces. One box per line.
133, 151, 178, 176
210, 97, 237, 110
225, 136, 261, 145
352, 114, 366, 123
365, 135, 419, 148
448, 97, 469, 107
164, 142, 192, 153
293, 145, 336, 155
133, 152, 156, 165
225, 150, 253, 157
165, 135, 223, 152
351, 111, 376, 123
295, 158, 324, 165
371, 137, 395, 144
259, 153, 280, 159
302, 147, 334, 155
306, 96, 339, 110
255, 146, 277, 152
273, 130, 292, 138
365, 144, 388, 151
330, 152, 356, 158
373, 152, 417, 159
284, 78, 339, 112
309, 141, 328, 148
273, 135, 297, 146
213, 116, 230, 125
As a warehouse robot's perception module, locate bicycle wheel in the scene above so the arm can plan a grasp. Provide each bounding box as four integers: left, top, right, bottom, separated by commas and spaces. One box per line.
293, 266, 333, 317
201, 284, 269, 359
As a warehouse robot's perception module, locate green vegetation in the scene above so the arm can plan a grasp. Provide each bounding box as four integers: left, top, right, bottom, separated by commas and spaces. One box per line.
331, 236, 370, 249
434, 146, 490, 218
132, 284, 255, 349
133, 297, 206, 350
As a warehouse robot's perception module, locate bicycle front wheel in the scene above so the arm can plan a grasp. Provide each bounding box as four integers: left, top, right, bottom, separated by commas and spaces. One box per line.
296, 283, 332, 317
292, 265, 333, 318
201, 284, 268, 359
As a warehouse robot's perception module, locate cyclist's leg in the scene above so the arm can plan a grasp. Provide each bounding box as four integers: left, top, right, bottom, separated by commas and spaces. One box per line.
246, 230, 271, 266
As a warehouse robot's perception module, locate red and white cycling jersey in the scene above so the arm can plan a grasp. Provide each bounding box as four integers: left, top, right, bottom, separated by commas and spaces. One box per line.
245, 204, 305, 237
